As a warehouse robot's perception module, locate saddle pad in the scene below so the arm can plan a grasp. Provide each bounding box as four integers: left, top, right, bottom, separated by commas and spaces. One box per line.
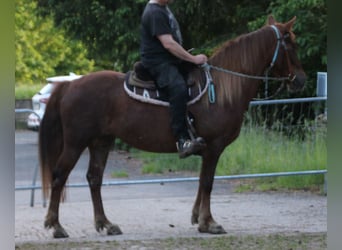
124, 71, 210, 107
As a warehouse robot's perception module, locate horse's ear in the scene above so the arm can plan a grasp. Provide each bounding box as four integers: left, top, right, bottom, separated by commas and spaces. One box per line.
285, 16, 296, 31
267, 15, 276, 25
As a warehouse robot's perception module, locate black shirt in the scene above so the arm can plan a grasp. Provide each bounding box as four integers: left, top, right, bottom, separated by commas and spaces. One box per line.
140, 3, 183, 68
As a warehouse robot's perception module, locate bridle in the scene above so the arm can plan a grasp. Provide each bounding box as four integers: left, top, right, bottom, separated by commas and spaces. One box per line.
202, 25, 297, 100
268, 25, 297, 82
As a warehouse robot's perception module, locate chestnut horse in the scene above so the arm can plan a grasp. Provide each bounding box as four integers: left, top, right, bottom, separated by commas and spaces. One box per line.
39, 16, 306, 238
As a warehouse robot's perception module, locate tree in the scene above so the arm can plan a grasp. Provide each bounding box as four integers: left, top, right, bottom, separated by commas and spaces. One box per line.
15, 0, 94, 85
172, 0, 270, 53
36, 1, 271, 70
37, 0, 146, 71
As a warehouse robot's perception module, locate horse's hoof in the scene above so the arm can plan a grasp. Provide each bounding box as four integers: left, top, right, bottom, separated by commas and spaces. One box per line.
44, 219, 69, 238
107, 224, 122, 235
53, 227, 69, 238
198, 223, 227, 234
191, 214, 199, 225
208, 223, 227, 234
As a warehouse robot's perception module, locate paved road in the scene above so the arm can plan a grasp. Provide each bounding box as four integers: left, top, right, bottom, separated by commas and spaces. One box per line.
15, 130, 327, 244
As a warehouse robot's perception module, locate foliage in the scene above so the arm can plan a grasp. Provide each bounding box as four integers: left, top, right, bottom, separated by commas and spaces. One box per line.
37, 0, 146, 71
15, 84, 43, 99
15, 0, 94, 85
172, 0, 270, 53
35, 0, 326, 100
35, 1, 283, 70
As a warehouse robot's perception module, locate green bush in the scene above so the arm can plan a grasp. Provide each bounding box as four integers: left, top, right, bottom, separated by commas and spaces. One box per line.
15, 84, 43, 99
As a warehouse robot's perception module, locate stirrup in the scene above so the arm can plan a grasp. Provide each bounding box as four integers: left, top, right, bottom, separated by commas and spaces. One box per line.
177, 137, 206, 159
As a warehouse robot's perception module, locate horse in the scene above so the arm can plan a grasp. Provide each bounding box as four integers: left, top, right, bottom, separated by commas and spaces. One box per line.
39, 15, 306, 238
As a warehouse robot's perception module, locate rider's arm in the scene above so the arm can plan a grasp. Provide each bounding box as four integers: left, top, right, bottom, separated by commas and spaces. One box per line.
157, 34, 207, 65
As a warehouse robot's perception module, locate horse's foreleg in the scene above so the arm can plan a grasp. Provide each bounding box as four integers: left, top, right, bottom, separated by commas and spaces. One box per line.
44, 148, 82, 238
191, 188, 201, 225
87, 137, 122, 236
192, 149, 226, 234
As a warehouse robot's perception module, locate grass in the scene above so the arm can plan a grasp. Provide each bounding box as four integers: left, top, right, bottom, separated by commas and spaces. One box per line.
216, 123, 326, 191
15, 84, 43, 99
135, 121, 327, 192
15, 232, 327, 249
110, 170, 129, 178
138, 153, 201, 174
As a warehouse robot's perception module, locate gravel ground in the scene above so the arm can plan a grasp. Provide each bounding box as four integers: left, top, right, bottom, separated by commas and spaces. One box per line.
15, 190, 327, 242
15, 130, 327, 249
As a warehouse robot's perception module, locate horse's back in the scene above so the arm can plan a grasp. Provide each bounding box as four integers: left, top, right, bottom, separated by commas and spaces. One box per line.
63, 70, 125, 101
85, 70, 125, 81
76, 70, 125, 88
57, 70, 126, 133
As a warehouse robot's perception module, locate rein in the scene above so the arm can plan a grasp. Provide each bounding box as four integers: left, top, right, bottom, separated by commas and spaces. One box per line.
202, 25, 296, 100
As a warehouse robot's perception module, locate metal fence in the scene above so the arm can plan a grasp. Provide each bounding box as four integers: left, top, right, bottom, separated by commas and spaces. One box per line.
15, 96, 327, 207
17, 169, 327, 207
249, 96, 327, 106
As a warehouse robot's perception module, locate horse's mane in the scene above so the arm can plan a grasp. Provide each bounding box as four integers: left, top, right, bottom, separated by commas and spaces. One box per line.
204, 26, 275, 106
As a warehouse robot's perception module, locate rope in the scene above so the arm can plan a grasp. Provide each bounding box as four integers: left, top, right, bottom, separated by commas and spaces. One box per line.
202, 25, 291, 83
204, 63, 289, 82
202, 63, 288, 101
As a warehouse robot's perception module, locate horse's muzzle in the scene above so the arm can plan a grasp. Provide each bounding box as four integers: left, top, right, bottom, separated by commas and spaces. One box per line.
288, 70, 306, 93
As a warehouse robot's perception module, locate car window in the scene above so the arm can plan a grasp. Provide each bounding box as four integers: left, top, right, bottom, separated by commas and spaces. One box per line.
38, 83, 54, 95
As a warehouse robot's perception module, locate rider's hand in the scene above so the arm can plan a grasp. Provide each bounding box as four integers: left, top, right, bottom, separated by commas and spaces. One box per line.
193, 54, 208, 65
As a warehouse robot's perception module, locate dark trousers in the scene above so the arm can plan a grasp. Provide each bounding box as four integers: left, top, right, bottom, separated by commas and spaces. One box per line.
147, 63, 189, 140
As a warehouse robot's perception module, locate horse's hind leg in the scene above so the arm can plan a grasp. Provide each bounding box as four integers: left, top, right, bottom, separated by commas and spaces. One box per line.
44, 147, 83, 238
87, 136, 122, 235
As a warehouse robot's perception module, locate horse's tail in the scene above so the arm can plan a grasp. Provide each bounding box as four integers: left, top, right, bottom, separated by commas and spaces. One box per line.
38, 82, 69, 200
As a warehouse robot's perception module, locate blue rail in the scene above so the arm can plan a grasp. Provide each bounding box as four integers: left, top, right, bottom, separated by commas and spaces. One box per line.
15, 170, 327, 190
250, 96, 327, 106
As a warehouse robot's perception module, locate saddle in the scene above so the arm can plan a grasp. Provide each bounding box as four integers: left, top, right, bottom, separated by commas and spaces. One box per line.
127, 62, 156, 90
124, 61, 210, 140
124, 61, 209, 106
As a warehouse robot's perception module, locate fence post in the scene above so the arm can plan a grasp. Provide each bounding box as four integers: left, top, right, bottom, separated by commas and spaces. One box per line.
30, 163, 39, 207
324, 173, 327, 195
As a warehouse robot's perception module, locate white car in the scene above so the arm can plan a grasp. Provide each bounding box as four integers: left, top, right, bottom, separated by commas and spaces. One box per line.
26, 73, 82, 130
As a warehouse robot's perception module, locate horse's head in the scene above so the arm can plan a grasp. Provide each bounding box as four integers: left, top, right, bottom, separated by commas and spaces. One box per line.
267, 15, 306, 93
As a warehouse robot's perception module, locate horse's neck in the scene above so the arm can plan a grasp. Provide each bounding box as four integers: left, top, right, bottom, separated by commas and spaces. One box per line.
211, 27, 275, 76
209, 27, 275, 107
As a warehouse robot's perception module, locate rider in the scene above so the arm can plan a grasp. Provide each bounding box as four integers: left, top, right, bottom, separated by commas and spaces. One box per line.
140, 0, 207, 158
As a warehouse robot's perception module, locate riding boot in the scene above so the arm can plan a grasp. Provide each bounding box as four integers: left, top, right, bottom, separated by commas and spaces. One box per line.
177, 137, 206, 158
